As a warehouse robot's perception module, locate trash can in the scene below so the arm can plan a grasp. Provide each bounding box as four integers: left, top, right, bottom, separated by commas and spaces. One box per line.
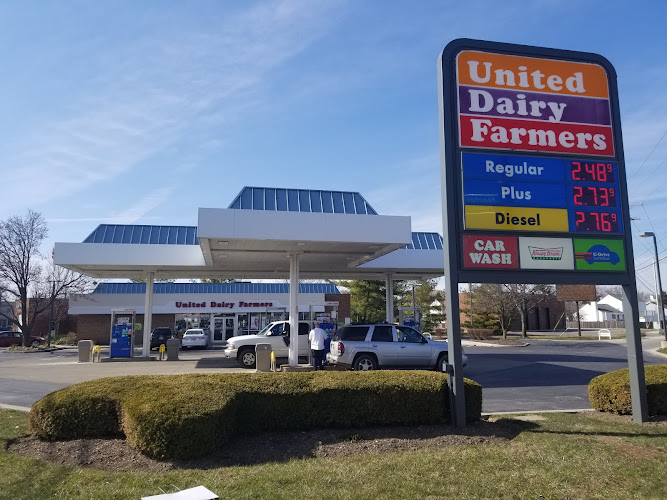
78, 340, 93, 362
166, 338, 180, 361
255, 343, 272, 372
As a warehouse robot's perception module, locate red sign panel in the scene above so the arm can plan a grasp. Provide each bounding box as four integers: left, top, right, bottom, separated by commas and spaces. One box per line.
463, 235, 518, 268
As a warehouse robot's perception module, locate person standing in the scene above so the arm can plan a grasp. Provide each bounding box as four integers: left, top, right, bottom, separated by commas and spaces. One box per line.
309, 322, 327, 371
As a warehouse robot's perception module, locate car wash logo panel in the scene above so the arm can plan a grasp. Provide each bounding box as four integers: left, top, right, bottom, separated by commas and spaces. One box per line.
453, 45, 626, 272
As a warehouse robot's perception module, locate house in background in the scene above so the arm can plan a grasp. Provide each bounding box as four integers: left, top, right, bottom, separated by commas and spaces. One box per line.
578, 294, 651, 327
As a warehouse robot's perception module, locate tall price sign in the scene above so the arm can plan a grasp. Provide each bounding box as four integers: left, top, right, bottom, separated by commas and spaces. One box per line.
438, 39, 647, 426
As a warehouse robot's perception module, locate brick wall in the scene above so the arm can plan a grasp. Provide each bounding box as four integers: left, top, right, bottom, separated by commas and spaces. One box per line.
326, 293, 350, 323
77, 314, 175, 345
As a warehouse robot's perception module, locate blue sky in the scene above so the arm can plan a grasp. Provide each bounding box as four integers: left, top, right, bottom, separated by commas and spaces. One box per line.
1, 0, 666, 293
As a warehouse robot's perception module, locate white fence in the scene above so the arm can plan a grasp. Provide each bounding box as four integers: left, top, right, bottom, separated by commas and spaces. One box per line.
566, 320, 625, 329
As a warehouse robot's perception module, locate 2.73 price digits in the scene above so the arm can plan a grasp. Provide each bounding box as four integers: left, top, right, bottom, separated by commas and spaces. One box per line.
574, 211, 619, 233
572, 186, 617, 207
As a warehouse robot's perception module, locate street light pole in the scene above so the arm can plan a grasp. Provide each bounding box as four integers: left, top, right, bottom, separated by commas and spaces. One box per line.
639, 232, 666, 340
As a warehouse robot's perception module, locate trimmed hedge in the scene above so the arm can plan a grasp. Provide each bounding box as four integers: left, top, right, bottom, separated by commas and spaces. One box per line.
30, 371, 482, 459
588, 364, 667, 415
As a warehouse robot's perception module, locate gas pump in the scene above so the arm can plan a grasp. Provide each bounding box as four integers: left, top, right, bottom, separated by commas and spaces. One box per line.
110, 308, 136, 358
399, 307, 421, 330
308, 301, 339, 364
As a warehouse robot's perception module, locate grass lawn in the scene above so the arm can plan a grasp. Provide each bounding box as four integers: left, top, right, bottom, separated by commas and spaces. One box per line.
2, 410, 667, 499
658, 347, 667, 355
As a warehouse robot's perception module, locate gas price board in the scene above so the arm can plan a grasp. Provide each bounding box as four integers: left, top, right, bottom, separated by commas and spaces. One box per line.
439, 39, 635, 283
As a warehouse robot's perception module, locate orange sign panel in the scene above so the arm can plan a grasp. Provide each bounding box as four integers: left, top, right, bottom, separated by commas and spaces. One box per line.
457, 50, 609, 99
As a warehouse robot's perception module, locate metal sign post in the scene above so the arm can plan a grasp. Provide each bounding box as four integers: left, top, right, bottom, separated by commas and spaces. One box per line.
438, 39, 648, 425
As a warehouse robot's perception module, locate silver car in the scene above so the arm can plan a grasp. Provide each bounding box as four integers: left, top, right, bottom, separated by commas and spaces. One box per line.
327, 324, 467, 371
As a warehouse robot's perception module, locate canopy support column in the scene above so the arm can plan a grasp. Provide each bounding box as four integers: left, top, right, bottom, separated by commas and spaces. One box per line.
385, 274, 394, 323
142, 272, 154, 358
288, 254, 300, 367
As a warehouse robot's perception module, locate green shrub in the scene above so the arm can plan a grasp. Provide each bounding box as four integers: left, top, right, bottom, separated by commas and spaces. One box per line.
588, 365, 667, 415
30, 371, 483, 459
53, 332, 78, 346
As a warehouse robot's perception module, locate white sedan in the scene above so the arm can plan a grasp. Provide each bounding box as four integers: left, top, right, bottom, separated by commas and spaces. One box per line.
181, 328, 209, 349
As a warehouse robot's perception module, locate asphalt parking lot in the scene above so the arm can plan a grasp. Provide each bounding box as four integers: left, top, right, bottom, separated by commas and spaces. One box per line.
1, 335, 665, 413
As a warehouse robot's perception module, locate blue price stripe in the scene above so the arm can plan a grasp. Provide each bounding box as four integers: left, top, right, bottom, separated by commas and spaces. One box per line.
462, 152, 565, 183
464, 179, 567, 208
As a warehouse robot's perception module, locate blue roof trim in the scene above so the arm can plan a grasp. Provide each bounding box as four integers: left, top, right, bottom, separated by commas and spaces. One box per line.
228, 187, 378, 215
403, 232, 443, 250
93, 282, 341, 294
83, 225, 199, 245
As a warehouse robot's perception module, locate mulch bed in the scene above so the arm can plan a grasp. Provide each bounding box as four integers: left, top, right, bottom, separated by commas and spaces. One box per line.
7, 419, 527, 472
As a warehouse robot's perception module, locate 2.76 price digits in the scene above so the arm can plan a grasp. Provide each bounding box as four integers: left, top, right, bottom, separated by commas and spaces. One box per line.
574, 211, 619, 233
572, 186, 617, 207
571, 161, 615, 182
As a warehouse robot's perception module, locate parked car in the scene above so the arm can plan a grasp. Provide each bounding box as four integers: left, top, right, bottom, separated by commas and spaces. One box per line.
0, 331, 45, 348
326, 323, 468, 371
181, 328, 209, 349
224, 320, 310, 368
149, 327, 174, 350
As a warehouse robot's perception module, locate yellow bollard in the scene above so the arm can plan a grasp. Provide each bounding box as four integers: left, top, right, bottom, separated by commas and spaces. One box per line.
92, 345, 101, 362
159, 344, 166, 360
270, 351, 276, 372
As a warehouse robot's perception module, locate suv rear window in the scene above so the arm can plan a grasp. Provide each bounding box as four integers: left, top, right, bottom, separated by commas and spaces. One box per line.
371, 325, 393, 342
333, 326, 369, 341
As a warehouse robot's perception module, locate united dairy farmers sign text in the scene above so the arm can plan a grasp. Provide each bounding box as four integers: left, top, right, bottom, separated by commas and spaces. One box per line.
456, 51, 613, 157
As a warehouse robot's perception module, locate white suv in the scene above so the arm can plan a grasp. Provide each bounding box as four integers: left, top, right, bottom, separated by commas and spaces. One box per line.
224, 321, 310, 368
327, 324, 468, 371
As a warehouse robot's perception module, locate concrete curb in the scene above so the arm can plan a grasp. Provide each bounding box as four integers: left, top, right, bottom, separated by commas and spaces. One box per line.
0, 403, 30, 412
461, 340, 530, 348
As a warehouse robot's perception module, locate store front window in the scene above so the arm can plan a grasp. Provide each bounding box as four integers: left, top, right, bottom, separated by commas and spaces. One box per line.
175, 313, 211, 337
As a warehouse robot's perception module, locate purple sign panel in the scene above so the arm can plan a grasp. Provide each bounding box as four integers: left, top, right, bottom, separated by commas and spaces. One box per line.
458, 86, 611, 125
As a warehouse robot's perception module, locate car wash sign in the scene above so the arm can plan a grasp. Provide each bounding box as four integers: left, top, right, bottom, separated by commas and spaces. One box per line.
439, 39, 634, 285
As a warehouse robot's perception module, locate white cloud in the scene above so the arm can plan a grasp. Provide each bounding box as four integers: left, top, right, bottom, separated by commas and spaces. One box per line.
0, 0, 346, 214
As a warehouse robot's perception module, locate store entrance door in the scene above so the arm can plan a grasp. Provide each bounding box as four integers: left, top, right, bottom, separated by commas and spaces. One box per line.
212, 316, 236, 344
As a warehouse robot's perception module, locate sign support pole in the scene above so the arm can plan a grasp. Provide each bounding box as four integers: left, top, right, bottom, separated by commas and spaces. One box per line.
439, 55, 466, 427
622, 284, 648, 423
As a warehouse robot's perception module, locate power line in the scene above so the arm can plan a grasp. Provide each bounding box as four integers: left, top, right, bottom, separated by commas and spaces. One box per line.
630, 126, 667, 178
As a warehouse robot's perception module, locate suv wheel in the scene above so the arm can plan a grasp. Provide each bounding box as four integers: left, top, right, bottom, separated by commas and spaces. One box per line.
239, 348, 256, 369
353, 354, 377, 371
436, 353, 448, 373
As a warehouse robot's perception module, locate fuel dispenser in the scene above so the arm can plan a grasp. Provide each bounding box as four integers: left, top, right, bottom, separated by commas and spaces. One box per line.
110, 308, 136, 358
399, 307, 421, 330
308, 301, 339, 364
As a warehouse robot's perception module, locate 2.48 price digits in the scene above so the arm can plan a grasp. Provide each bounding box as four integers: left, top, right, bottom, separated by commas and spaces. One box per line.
571, 161, 615, 182
572, 186, 617, 207
574, 211, 619, 232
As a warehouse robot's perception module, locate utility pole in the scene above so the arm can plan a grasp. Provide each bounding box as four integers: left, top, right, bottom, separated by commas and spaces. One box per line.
639, 231, 666, 341
47, 280, 56, 347
469, 283, 473, 328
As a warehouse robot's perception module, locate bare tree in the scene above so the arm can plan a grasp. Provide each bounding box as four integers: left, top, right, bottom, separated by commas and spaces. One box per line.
474, 283, 517, 338
508, 284, 555, 338
0, 210, 93, 346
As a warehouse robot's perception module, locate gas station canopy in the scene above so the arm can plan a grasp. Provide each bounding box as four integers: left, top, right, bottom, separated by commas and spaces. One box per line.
54, 187, 446, 280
